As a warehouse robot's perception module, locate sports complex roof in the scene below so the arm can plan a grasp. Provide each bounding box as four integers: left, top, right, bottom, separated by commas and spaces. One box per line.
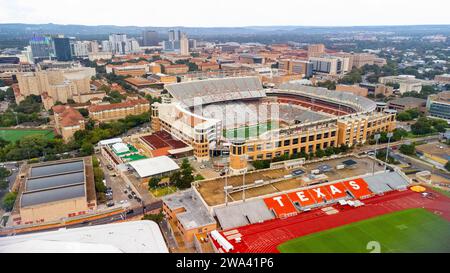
0, 221, 168, 253
128, 156, 180, 178
21, 159, 87, 208
165, 76, 266, 107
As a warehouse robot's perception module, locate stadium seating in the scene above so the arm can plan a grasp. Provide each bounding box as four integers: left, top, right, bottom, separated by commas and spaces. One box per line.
165, 77, 266, 107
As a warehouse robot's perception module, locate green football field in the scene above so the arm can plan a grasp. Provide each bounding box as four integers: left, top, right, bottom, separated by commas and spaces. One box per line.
278, 208, 450, 253
223, 122, 277, 139
0, 129, 55, 142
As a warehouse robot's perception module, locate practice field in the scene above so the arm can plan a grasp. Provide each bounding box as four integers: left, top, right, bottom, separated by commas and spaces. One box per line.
0, 129, 54, 142
223, 121, 277, 139
278, 208, 450, 253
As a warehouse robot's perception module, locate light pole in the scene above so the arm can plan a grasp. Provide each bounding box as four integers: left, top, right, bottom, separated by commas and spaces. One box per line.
242, 170, 246, 203
384, 132, 394, 172
372, 133, 381, 176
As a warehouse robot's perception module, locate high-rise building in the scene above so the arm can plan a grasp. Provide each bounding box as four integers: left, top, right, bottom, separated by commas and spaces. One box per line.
168, 30, 181, 42
109, 34, 128, 55
188, 39, 197, 50
29, 35, 55, 63
142, 30, 159, 46
308, 56, 344, 76
53, 37, 73, 61
180, 33, 189, 55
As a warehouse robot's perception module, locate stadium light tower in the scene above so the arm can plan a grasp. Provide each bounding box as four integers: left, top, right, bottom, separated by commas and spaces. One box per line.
384, 132, 394, 172
372, 133, 381, 176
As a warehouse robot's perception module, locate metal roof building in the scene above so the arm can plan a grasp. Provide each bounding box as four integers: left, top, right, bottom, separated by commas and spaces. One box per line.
128, 156, 180, 178
12, 158, 97, 226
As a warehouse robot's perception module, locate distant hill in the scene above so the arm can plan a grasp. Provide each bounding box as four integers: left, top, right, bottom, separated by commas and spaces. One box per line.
1, 23, 449, 39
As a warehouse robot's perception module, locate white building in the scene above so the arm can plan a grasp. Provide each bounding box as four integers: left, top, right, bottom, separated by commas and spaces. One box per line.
0, 221, 169, 253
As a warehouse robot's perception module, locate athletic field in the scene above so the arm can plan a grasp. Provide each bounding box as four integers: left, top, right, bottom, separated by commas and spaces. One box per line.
223, 122, 277, 139
278, 208, 450, 253
0, 129, 55, 142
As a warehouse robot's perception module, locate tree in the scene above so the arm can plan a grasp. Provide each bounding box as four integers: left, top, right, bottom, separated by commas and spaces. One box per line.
80, 141, 94, 156
148, 177, 161, 189
445, 161, 450, 172
0, 179, 8, 191
77, 108, 89, 117
411, 117, 434, 135
1, 192, 17, 211
170, 171, 183, 188
142, 210, 164, 224
399, 144, 416, 155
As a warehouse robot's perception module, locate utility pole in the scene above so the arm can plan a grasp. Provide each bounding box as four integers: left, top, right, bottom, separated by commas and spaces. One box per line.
372, 133, 381, 176
384, 132, 394, 172
242, 170, 246, 202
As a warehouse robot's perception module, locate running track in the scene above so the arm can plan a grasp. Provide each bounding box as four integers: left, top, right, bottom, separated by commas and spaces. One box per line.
216, 189, 450, 253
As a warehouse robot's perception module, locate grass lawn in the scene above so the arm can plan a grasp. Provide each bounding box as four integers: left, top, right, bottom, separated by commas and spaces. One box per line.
278, 208, 450, 253
0, 129, 54, 142
223, 121, 277, 139
150, 186, 177, 197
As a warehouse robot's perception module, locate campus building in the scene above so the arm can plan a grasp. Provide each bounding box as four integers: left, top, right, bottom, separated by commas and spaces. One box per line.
10, 158, 97, 226
87, 98, 150, 122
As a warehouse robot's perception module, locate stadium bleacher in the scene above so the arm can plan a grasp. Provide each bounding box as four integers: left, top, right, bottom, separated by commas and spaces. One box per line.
278, 83, 378, 113
165, 77, 266, 107
214, 200, 276, 230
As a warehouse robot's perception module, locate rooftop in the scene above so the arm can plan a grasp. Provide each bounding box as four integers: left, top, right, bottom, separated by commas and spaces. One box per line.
19, 158, 94, 208
0, 221, 168, 253
128, 156, 180, 178
162, 189, 216, 230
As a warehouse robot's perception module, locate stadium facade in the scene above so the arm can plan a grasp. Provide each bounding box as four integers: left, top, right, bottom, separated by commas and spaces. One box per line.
151, 77, 396, 173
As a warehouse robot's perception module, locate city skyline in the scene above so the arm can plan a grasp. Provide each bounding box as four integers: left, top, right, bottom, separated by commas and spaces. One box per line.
1, 0, 450, 27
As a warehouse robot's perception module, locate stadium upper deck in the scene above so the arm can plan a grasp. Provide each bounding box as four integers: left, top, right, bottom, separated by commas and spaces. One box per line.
165, 76, 266, 107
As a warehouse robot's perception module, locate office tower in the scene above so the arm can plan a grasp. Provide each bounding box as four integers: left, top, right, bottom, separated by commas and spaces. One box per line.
53, 37, 73, 61
29, 35, 55, 63
168, 30, 181, 42
142, 30, 159, 46
188, 39, 197, 50
109, 34, 128, 54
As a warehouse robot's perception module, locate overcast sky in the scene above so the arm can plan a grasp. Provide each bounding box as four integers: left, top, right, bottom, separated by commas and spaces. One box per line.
0, 0, 449, 27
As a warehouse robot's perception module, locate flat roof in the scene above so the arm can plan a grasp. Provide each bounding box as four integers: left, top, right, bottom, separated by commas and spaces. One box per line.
129, 156, 180, 178
98, 138, 122, 146
162, 189, 216, 230
30, 160, 84, 178
21, 184, 86, 207
0, 221, 168, 253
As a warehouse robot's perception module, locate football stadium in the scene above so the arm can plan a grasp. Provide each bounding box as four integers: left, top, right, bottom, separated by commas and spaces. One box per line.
149, 76, 450, 253
151, 76, 396, 173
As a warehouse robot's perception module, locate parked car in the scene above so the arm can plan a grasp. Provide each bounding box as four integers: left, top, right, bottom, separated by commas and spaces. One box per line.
128, 194, 133, 199
106, 201, 114, 207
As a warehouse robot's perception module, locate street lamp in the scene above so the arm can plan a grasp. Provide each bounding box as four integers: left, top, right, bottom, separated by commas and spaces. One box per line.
384, 132, 394, 172
372, 133, 381, 176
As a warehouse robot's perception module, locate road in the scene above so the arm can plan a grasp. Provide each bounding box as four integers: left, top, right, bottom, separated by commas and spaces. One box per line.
0, 200, 163, 237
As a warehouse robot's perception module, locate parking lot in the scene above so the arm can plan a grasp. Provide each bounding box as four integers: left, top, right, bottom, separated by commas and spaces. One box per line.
96, 155, 140, 210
